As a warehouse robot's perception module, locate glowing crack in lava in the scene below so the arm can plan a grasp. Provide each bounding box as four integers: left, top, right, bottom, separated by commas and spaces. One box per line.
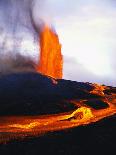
37, 25, 63, 79
0, 84, 116, 144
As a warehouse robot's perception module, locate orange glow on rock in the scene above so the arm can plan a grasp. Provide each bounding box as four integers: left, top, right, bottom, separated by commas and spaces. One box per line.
37, 25, 63, 79
0, 83, 116, 144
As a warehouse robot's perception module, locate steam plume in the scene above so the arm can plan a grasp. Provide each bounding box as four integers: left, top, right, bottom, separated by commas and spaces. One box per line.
0, 0, 39, 75
0, 0, 58, 75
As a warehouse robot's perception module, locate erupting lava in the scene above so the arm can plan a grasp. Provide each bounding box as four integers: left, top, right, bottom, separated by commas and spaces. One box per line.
37, 25, 63, 79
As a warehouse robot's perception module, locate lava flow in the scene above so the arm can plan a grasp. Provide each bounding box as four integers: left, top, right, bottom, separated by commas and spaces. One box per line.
36, 25, 63, 79
0, 25, 116, 144
0, 84, 116, 144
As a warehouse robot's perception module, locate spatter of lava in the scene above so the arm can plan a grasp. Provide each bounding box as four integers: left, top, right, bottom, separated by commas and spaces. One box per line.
0, 83, 116, 144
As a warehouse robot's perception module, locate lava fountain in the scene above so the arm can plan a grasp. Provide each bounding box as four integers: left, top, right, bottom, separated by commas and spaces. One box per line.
36, 25, 63, 79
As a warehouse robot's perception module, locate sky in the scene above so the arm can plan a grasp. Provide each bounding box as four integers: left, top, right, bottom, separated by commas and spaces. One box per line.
0, 0, 116, 86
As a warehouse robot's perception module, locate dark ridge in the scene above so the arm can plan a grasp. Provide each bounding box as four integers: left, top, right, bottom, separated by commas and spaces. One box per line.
84, 99, 109, 109
0, 101, 76, 116
0, 72, 101, 115
104, 87, 116, 95
58, 79, 94, 91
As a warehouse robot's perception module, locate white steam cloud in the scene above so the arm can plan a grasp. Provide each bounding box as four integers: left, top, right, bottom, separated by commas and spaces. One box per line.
0, 0, 38, 74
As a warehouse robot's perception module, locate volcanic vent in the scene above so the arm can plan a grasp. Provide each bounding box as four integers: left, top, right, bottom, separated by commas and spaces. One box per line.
37, 25, 63, 79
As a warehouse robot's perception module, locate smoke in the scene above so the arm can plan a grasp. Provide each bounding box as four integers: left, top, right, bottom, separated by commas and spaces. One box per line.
0, 53, 36, 75
0, 0, 39, 74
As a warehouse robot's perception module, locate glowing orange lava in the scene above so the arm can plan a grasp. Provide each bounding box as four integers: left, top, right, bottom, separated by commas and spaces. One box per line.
36, 25, 63, 79
0, 84, 116, 144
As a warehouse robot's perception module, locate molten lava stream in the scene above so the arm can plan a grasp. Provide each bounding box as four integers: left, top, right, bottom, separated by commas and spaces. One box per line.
36, 25, 63, 79
0, 89, 116, 144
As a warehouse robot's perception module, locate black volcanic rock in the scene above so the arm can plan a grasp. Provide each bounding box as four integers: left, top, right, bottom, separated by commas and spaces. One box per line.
0, 115, 116, 155
84, 99, 109, 109
104, 86, 116, 95
0, 72, 106, 115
